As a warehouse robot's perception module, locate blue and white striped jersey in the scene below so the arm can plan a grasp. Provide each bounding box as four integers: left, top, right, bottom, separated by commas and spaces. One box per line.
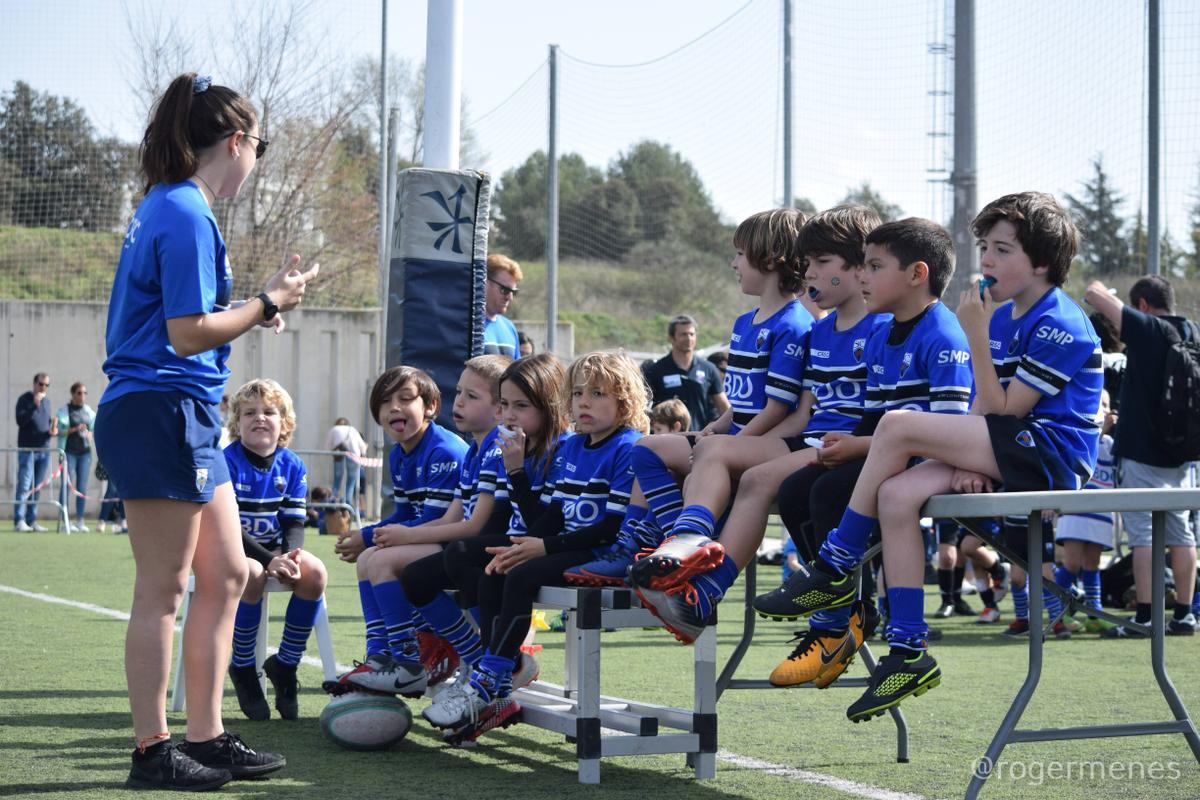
224, 442, 307, 547
724, 300, 814, 433
544, 428, 641, 532
362, 422, 469, 547
988, 287, 1103, 489
458, 427, 504, 520
864, 301, 972, 416
803, 311, 892, 435
501, 435, 566, 537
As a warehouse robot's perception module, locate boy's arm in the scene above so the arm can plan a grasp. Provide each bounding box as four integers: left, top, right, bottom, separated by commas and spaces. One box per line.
1084, 280, 1123, 334
710, 392, 731, 415
391, 495, 495, 545
701, 408, 733, 435
765, 391, 815, 438
735, 398, 792, 437
507, 468, 551, 526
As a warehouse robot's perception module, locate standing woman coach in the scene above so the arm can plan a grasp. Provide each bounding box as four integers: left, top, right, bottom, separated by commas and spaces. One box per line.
95, 73, 318, 791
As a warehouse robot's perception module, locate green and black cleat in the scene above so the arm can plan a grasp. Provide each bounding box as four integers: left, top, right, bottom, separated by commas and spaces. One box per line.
753, 559, 857, 620
846, 651, 941, 723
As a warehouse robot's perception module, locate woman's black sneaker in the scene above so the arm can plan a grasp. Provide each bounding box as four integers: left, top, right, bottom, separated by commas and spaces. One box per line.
125, 740, 233, 791
178, 732, 286, 779
263, 654, 300, 720
228, 664, 270, 721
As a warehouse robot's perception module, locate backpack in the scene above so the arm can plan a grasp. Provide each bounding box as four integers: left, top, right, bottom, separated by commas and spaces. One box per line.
1155, 318, 1200, 464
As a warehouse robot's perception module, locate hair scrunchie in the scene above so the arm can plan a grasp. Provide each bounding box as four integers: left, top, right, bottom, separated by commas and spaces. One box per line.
192, 74, 212, 94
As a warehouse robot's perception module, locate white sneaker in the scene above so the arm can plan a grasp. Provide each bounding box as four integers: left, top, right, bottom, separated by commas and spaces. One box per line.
76, 523, 89, 532
422, 678, 488, 729
992, 563, 1012, 605
512, 652, 540, 690
97, 522, 107, 533
345, 654, 427, 697
31, 523, 47, 532
15, 520, 32, 532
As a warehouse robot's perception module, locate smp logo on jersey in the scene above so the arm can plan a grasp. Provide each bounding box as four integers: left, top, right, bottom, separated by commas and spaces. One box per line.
899, 352, 913, 377
853, 338, 866, 361
1036, 326, 1075, 346
756, 328, 771, 351
429, 461, 458, 477
1014, 430, 1036, 448
274, 476, 287, 492
937, 349, 970, 366
784, 342, 805, 358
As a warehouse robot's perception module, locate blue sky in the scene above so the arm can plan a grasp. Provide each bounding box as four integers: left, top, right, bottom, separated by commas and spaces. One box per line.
3, 0, 1198, 237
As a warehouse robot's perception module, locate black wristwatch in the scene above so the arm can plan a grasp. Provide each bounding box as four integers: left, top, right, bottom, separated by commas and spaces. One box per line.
256, 292, 278, 321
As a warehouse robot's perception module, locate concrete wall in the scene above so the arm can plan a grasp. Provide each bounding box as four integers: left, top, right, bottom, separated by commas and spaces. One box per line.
0, 301, 573, 516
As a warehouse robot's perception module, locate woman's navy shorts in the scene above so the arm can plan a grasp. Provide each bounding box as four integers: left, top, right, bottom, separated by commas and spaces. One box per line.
95, 390, 230, 503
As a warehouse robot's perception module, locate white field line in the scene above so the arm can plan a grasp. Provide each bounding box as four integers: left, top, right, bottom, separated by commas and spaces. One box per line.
0, 583, 352, 674
1, 583, 934, 800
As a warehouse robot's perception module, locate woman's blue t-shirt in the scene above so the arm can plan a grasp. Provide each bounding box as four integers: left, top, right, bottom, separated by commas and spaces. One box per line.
101, 181, 233, 407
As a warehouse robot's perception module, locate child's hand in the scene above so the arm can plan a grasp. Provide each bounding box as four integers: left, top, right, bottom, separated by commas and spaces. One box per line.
498, 426, 526, 473
268, 552, 301, 584
950, 468, 995, 494
335, 530, 365, 562
483, 536, 546, 574
815, 433, 855, 467
371, 525, 405, 548
956, 279, 993, 335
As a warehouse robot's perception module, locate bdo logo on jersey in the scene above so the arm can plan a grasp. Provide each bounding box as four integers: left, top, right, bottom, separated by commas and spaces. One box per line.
724, 373, 754, 400
563, 498, 601, 525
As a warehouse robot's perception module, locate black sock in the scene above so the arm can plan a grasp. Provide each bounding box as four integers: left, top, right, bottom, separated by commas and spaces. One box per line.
937, 568, 953, 604
1135, 602, 1152, 624
814, 554, 839, 576
988, 560, 1007, 581
980, 588, 996, 608
136, 739, 171, 758
952, 566, 966, 601
1174, 603, 1191, 621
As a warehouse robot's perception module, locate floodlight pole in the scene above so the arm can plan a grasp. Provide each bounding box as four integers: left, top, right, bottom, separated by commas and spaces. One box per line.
950, 0, 977, 295
782, 0, 793, 208
1148, 0, 1161, 275
546, 44, 559, 354
424, 0, 463, 169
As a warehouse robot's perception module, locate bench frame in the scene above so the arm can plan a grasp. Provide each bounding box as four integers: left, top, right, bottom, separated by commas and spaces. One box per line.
923, 488, 1200, 800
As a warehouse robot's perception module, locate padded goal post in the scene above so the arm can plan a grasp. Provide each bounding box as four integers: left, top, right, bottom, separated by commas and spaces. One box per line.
385, 168, 491, 429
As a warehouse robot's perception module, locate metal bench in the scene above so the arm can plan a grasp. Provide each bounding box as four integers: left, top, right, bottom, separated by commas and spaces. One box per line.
923, 487, 1200, 800
513, 585, 717, 784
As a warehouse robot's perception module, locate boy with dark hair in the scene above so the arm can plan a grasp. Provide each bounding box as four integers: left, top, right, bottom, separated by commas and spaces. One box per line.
633, 215, 974, 670
1086, 273, 1198, 636
768, 193, 1101, 721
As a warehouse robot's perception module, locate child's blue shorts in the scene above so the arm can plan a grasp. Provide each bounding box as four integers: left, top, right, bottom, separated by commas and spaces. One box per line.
95, 390, 230, 503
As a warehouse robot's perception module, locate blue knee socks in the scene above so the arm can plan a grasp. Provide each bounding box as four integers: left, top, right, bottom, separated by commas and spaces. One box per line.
276, 595, 321, 667
631, 446, 684, 529
358, 579, 389, 657
231, 600, 262, 668
417, 594, 484, 667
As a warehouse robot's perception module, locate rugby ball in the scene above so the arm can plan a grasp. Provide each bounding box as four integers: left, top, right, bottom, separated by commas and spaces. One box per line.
320, 692, 413, 751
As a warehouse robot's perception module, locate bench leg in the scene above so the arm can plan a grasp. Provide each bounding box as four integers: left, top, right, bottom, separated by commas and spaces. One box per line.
858, 642, 909, 762
168, 578, 194, 713
575, 622, 601, 784
1149, 511, 1200, 762
966, 512, 1047, 800
693, 626, 717, 779
314, 596, 338, 681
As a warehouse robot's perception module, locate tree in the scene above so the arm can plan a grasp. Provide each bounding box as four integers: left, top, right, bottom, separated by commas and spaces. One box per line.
840, 182, 903, 222
0, 81, 134, 230
1065, 156, 1128, 276
1189, 165, 1200, 278
791, 196, 818, 216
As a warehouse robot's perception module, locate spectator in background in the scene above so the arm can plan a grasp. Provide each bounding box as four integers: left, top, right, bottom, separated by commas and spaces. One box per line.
707, 350, 728, 382
324, 417, 367, 507
1089, 311, 1126, 411
1086, 275, 1198, 636
642, 314, 730, 431
650, 399, 691, 434
218, 394, 232, 447
57, 382, 96, 531
518, 331, 535, 358
483, 254, 522, 357
14, 372, 57, 531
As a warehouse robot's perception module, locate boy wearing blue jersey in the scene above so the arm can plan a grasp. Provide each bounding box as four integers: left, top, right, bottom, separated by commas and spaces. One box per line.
626, 209, 813, 553
425, 352, 648, 743
331, 367, 469, 697
222, 379, 327, 721
769, 193, 1099, 721
627, 207, 885, 638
